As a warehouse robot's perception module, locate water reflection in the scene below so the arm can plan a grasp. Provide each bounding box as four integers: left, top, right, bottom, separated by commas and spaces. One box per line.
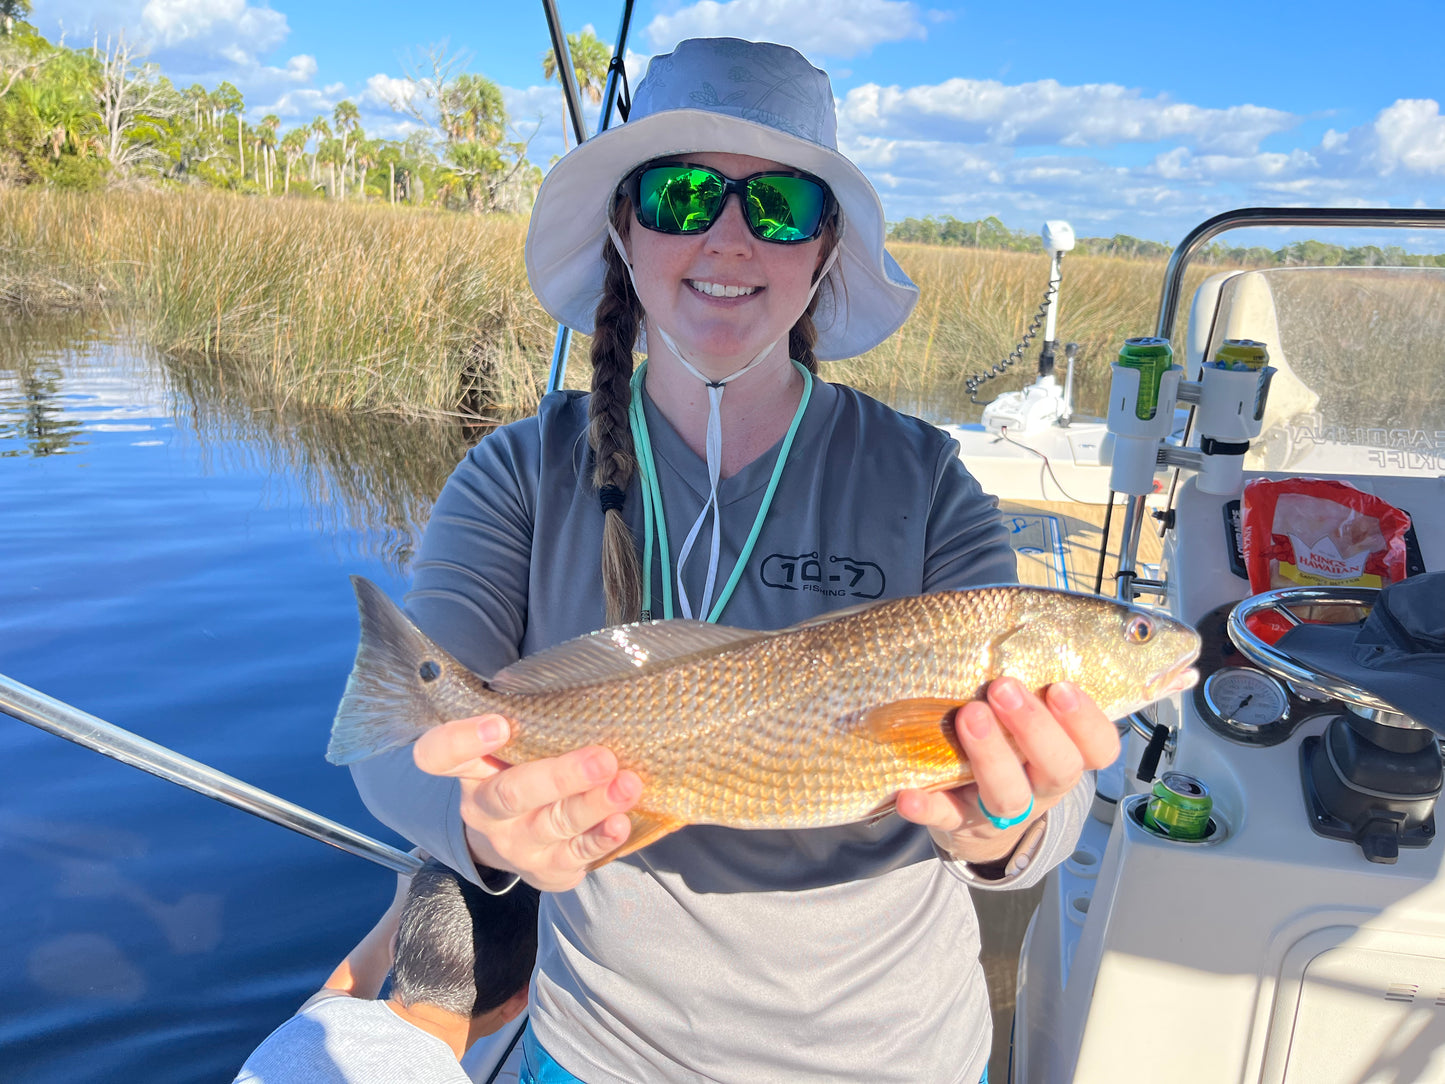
0, 317, 485, 572
0, 315, 98, 457
166, 358, 482, 571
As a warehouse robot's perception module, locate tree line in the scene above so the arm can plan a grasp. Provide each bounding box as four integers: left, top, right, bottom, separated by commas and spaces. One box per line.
887, 214, 1445, 268
0, 8, 611, 211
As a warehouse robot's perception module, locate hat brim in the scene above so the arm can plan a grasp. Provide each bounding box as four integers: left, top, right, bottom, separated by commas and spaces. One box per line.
524, 110, 918, 362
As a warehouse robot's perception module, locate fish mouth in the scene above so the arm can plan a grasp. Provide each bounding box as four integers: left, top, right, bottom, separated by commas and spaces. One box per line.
1148, 663, 1200, 699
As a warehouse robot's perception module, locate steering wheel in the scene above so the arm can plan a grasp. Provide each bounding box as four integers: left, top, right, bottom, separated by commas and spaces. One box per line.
1226, 585, 1398, 714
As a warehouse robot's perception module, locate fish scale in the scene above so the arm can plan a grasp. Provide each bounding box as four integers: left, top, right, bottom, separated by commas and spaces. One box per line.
329, 579, 1201, 862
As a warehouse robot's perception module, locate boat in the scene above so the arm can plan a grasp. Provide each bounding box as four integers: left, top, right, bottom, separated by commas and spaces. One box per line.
1001, 207, 1445, 1082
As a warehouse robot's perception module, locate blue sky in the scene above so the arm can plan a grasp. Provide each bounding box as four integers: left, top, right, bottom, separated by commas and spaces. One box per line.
35, 0, 1445, 248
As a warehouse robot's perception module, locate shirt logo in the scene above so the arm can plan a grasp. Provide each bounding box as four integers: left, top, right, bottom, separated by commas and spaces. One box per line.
760, 551, 885, 599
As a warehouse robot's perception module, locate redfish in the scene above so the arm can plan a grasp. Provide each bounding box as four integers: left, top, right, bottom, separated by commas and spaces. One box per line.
328, 577, 1199, 860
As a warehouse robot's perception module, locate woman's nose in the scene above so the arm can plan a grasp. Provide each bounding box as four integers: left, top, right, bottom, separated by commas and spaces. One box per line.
704, 194, 754, 253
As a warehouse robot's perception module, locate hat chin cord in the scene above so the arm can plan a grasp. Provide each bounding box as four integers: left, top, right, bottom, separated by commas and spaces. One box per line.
605, 223, 839, 619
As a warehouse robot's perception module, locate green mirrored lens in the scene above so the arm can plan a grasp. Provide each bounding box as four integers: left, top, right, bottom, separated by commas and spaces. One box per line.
745, 176, 826, 241
635, 166, 828, 242
639, 167, 723, 233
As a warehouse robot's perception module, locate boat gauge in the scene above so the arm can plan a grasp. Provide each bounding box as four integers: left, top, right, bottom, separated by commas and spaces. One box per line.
1198, 667, 1290, 735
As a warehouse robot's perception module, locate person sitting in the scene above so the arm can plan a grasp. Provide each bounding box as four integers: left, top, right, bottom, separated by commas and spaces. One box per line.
234, 860, 538, 1083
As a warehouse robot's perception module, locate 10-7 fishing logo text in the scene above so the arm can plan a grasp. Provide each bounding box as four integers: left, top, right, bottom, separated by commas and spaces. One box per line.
760, 551, 885, 599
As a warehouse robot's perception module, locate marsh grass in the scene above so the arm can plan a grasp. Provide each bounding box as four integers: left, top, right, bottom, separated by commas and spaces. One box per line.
0, 189, 1209, 421
825, 244, 1219, 422
0, 188, 557, 418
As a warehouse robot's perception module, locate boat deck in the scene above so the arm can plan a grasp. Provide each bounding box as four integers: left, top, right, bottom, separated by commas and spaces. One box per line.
997, 499, 1163, 592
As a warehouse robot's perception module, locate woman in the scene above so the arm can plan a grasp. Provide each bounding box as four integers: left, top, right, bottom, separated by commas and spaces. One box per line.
352, 37, 1119, 1083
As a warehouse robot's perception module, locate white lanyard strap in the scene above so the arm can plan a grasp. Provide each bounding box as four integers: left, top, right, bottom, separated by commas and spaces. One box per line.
607, 225, 839, 619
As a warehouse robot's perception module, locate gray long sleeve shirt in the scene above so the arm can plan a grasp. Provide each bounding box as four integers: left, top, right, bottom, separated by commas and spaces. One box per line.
351, 379, 1090, 1083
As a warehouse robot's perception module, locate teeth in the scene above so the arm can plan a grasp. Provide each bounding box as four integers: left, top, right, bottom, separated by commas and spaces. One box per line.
690, 280, 758, 298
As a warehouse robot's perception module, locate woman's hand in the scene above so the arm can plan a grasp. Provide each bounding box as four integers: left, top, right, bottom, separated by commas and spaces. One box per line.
412, 715, 642, 892
895, 678, 1119, 867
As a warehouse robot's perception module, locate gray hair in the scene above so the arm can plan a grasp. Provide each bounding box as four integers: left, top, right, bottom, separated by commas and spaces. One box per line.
390, 861, 540, 1017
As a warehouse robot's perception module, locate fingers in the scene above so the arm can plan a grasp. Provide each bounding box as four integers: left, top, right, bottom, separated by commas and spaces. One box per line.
896, 678, 1118, 839
413, 715, 643, 892
413, 715, 511, 778
1042, 681, 1121, 771
479, 746, 619, 822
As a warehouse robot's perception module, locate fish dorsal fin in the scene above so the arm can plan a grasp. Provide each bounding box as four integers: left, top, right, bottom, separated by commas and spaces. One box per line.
855, 699, 973, 780
783, 598, 894, 632
490, 620, 771, 694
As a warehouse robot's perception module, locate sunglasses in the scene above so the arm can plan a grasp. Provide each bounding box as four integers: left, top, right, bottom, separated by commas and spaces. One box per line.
623, 162, 833, 244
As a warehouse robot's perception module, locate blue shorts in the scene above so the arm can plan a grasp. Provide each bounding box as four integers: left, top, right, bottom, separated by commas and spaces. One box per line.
518, 1025, 990, 1083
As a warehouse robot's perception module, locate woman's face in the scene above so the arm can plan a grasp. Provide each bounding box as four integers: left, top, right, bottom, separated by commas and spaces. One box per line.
622, 151, 829, 377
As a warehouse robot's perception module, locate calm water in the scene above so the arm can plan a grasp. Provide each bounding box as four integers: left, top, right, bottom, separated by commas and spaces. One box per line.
0, 319, 471, 1082
0, 319, 1030, 1082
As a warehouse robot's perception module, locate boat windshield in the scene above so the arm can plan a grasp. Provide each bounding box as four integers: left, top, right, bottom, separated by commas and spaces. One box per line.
1208, 266, 1445, 476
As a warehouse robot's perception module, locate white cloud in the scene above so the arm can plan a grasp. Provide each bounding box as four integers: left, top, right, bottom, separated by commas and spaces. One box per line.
839, 78, 1298, 155
646, 0, 928, 59
1148, 146, 1318, 182
362, 73, 419, 112
1311, 98, 1445, 181
251, 81, 346, 120
141, 0, 287, 58
282, 54, 316, 81
1371, 99, 1445, 174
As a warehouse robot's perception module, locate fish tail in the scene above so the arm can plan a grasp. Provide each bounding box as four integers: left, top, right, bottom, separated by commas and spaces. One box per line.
326, 576, 478, 765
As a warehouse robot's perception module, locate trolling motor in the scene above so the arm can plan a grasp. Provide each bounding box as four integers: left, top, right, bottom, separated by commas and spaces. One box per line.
981, 221, 1079, 436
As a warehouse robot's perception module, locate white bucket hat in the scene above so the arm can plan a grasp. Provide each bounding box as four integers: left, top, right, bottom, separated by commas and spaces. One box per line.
524, 37, 919, 361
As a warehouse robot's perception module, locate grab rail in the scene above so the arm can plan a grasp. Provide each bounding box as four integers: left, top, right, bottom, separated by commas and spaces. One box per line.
542, 0, 638, 395
0, 671, 421, 875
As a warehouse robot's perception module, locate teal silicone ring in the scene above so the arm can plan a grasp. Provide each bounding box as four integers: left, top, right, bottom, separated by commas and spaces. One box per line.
977, 793, 1035, 831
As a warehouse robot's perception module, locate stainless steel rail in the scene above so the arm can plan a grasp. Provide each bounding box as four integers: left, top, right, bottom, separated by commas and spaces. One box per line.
539, 0, 589, 147
542, 0, 638, 396
1, 671, 422, 876
1154, 206, 1445, 342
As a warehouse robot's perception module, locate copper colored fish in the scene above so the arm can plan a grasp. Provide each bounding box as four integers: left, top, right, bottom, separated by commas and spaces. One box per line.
328, 577, 1199, 861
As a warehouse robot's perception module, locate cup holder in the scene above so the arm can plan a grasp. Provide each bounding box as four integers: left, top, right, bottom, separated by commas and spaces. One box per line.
1064, 847, 1100, 878
1123, 793, 1230, 846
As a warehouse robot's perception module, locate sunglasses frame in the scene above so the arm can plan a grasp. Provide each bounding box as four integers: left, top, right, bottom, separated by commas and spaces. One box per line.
620, 160, 835, 245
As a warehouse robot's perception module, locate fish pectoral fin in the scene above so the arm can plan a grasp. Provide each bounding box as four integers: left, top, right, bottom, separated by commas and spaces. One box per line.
856, 699, 971, 776
585, 810, 687, 869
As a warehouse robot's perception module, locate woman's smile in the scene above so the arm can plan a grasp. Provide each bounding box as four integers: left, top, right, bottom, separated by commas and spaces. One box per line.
686, 279, 761, 300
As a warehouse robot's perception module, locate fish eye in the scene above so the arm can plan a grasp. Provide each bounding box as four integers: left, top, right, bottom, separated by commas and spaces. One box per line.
418, 660, 441, 682
1124, 615, 1154, 644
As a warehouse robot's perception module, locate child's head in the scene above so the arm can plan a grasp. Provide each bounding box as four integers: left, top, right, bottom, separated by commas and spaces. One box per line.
390, 861, 540, 1044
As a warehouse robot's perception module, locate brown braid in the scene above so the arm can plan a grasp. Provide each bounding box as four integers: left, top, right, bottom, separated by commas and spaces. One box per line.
589, 203, 645, 626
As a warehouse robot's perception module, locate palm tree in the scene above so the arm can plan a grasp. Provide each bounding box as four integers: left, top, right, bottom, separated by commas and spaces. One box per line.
258, 114, 280, 193
0, 0, 32, 36
541, 28, 609, 148
440, 73, 505, 146
308, 116, 330, 182
332, 99, 359, 197
184, 83, 206, 130
279, 127, 306, 194
353, 137, 383, 201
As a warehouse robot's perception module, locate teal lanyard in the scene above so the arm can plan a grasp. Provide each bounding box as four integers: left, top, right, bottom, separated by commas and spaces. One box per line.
628, 359, 813, 623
